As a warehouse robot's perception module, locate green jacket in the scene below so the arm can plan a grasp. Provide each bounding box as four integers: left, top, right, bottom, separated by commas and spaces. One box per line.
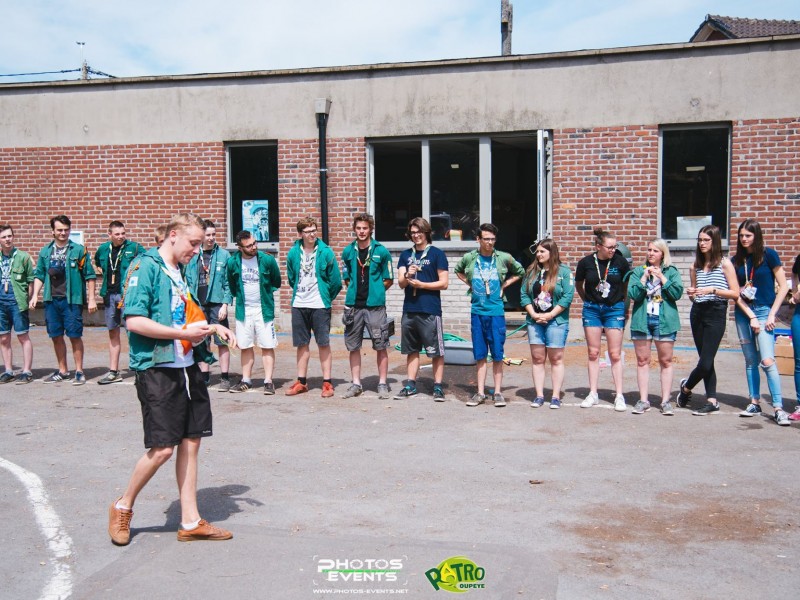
94, 239, 146, 298
122, 248, 215, 370
186, 244, 233, 305
454, 249, 525, 300
627, 263, 684, 336
286, 238, 342, 308
34, 241, 96, 305
226, 251, 282, 322
341, 239, 393, 307
520, 264, 575, 326
3, 249, 35, 311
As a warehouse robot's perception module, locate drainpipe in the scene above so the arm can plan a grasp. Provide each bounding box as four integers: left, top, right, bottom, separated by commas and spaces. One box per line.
315, 98, 332, 244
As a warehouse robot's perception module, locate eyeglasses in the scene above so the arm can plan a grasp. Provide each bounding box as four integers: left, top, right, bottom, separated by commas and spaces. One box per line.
301, 229, 317, 235
239, 242, 258, 250
409, 230, 424, 236
697, 238, 712, 243
480, 237, 496, 243
600, 244, 618, 250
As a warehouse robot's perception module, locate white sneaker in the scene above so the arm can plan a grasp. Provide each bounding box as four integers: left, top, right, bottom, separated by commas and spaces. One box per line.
580, 391, 599, 408
614, 394, 627, 412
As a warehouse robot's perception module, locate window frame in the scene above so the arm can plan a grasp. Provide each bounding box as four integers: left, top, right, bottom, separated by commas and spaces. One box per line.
657, 122, 732, 249
225, 140, 280, 250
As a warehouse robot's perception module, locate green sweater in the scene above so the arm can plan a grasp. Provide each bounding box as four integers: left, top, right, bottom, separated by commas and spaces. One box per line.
627, 264, 684, 336
3, 248, 35, 311
94, 239, 146, 298
520, 264, 575, 326
185, 244, 232, 305
226, 251, 282, 322
341, 239, 393, 307
454, 249, 525, 300
286, 238, 342, 308
34, 241, 96, 305
122, 249, 214, 370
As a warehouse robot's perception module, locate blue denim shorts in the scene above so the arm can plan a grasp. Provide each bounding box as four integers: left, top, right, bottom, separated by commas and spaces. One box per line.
582, 301, 626, 329
471, 313, 506, 361
0, 297, 30, 335
527, 320, 569, 348
44, 298, 84, 338
630, 313, 676, 342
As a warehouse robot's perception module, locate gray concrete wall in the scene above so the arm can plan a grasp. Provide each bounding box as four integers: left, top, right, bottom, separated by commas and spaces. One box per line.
1, 37, 799, 148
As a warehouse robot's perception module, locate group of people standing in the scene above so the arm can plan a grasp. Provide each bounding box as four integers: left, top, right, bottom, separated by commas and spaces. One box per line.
518, 222, 800, 427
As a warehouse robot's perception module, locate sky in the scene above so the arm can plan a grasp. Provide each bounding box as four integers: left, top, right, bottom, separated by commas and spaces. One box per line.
0, 0, 797, 83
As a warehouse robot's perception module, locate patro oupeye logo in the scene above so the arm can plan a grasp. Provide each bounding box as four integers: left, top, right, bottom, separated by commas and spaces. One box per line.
425, 556, 486, 592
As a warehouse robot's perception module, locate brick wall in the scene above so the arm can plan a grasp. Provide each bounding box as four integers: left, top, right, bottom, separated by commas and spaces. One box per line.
0, 143, 227, 257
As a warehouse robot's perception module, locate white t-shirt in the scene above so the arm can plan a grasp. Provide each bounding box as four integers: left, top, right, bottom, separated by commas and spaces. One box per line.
293, 248, 324, 309
160, 262, 194, 368
241, 256, 261, 308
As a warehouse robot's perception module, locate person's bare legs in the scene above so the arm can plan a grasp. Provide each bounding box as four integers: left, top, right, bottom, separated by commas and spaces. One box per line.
319, 345, 332, 380
108, 327, 121, 372
52, 335, 68, 373
605, 327, 625, 395
634, 339, 652, 402
175, 438, 201, 523
119, 446, 175, 509
530, 344, 547, 398
655, 340, 675, 405
349, 350, 361, 385
240, 347, 254, 381
261, 348, 275, 383
69, 336, 84, 373
548, 347, 565, 399
584, 327, 602, 394
377, 348, 388, 384
296, 344, 311, 378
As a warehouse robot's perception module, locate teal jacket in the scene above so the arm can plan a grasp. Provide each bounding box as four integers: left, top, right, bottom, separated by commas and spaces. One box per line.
4, 249, 35, 311
34, 241, 96, 305
520, 264, 575, 326
454, 249, 525, 300
226, 251, 282, 322
94, 239, 146, 298
186, 244, 232, 305
122, 248, 214, 370
286, 238, 342, 308
627, 263, 684, 336
341, 239, 393, 307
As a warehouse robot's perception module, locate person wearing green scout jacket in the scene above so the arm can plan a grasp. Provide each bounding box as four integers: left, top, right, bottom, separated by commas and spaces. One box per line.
185, 220, 233, 389
340, 213, 394, 399
627, 238, 684, 415
30, 215, 97, 385
454, 223, 525, 408
108, 212, 237, 547
284, 216, 342, 398
93, 220, 146, 385
225, 230, 282, 395
0, 224, 36, 384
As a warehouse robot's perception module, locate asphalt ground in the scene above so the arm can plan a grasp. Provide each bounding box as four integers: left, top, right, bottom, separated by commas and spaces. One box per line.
1, 326, 799, 599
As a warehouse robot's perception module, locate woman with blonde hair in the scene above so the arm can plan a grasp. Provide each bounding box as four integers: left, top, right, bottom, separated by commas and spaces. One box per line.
627, 239, 683, 414
520, 239, 575, 409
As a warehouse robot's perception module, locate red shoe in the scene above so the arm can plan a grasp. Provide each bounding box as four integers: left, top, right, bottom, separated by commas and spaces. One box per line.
286, 380, 309, 396
321, 381, 335, 398
788, 407, 800, 422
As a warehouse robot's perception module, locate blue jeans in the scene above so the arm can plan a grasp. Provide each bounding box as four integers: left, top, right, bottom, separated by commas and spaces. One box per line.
792, 304, 800, 402
735, 305, 783, 408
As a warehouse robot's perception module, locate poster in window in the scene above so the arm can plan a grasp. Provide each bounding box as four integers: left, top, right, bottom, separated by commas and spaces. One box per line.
243, 200, 270, 242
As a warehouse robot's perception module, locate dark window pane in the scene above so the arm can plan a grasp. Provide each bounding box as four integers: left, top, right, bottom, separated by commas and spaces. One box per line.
430, 139, 480, 241
661, 128, 729, 239
373, 142, 422, 242
491, 136, 538, 308
229, 145, 279, 243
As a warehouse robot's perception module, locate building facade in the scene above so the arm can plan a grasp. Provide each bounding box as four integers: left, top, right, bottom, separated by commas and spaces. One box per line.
2, 35, 799, 339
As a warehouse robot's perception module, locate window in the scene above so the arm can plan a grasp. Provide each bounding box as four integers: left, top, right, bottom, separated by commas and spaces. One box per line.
660, 125, 730, 241
369, 134, 542, 252
228, 143, 279, 243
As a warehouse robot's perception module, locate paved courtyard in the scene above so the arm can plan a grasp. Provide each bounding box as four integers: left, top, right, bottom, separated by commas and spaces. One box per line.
1, 327, 799, 599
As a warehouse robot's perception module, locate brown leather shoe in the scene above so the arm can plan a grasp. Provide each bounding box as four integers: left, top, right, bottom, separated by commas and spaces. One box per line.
321, 381, 335, 398
176, 519, 233, 542
285, 380, 309, 396
108, 498, 133, 546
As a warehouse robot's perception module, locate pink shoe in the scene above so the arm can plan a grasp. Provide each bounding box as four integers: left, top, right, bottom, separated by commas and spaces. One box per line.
788, 407, 800, 422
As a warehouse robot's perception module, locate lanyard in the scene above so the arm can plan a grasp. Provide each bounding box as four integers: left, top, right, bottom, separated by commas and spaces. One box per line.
408, 244, 431, 268
109, 244, 124, 285
745, 256, 754, 285
1, 249, 15, 293
199, 249, 210, 274
357, 244, 373, 283
593, 253, 610, 283
160, 265, 191, 305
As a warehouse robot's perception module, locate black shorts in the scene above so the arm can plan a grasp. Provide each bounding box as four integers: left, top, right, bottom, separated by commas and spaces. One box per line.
291, 306, 331, 347
400, 313, 444, 357
135, 364, 212, 448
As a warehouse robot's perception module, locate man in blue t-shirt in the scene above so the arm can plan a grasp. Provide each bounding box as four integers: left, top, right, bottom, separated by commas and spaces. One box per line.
394, 218, 449, 401
454, 223, 525, 408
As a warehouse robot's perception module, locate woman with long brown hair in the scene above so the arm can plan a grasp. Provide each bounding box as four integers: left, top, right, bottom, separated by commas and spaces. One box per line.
520, 239, 574, 409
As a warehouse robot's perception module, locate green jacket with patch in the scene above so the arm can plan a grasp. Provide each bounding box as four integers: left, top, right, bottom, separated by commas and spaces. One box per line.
341, 239, 393, 307
94, 239, 146, 298
34, 241, 96, 305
